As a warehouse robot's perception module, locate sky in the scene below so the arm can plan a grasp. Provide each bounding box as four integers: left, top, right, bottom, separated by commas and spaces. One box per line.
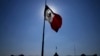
0, 0, 100, 56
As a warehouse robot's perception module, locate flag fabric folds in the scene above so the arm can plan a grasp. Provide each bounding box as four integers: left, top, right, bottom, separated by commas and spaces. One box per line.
44, 5, 62, 32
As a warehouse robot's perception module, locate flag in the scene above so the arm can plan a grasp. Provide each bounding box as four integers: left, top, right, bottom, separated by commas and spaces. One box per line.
44, 5, 62, 32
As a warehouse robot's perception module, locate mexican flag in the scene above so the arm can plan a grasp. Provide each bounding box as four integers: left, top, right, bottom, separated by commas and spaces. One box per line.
44, 5, 62, 32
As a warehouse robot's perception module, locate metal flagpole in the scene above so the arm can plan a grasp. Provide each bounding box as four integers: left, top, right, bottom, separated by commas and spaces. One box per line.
41, 0, 46, 56
41, 13, 45, 56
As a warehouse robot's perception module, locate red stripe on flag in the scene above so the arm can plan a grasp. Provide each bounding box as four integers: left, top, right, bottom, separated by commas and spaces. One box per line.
50, 13, 62, 32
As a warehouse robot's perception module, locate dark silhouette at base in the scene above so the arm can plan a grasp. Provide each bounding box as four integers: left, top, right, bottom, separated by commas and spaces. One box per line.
10, 54, 14, 56
19, 54, 24, 56
93, 54, 97, 56
81, 53, 86, 56
54, 52, 59, 56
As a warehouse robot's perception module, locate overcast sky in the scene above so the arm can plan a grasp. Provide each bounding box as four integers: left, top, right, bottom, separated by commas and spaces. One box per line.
0, 0, 100, 56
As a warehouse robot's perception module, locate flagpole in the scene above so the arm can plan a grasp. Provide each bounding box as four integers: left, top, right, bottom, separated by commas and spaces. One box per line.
41, 15, 45, 56
41, 0, 46, 56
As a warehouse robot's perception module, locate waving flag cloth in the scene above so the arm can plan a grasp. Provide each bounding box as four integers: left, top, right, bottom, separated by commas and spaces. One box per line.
44, 5, 62, 32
